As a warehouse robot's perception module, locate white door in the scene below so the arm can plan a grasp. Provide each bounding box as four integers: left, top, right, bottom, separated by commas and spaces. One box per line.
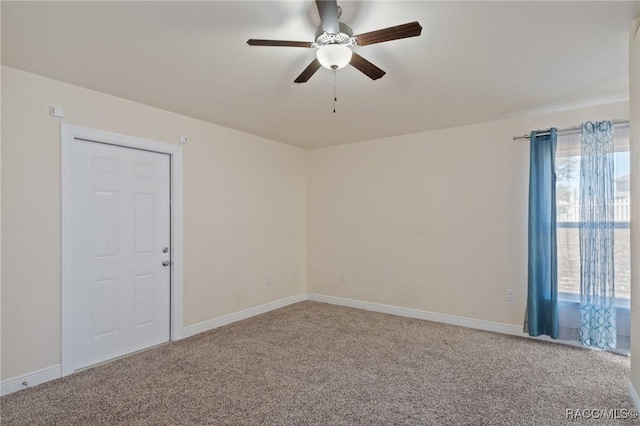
73, 139, 171, 370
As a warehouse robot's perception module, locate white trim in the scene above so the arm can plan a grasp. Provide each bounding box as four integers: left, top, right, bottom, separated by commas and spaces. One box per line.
4, 294, 305, 395
307, 293, 523, 335
182, 294, 307, 338
169, 146, 184, 341
1, 365, 62, 396
61, 124, 75, 377
61, 124, 184, 377
629, 382, 640, 412
4, 293, 618, 396
306, 293, 587, 349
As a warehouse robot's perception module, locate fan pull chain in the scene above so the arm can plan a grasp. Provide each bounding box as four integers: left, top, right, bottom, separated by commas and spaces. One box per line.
333, 68, 337, 114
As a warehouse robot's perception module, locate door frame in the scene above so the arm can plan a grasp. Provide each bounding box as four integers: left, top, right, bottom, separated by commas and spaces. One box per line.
61, 124, 184, 376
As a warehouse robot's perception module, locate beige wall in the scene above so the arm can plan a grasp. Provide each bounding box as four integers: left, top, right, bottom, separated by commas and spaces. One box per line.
307, 101, 628, 326
630, 16, 640, 393
1, 66, 307, 380
1, 63, 633, 384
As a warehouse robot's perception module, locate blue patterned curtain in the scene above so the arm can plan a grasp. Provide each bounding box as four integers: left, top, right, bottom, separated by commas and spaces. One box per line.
526, 129, 559, 338
579, 120, 616, 349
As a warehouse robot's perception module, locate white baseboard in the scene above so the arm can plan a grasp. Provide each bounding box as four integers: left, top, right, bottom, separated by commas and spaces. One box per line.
628, 381, 640, 411
182, 293, 307, 338
307, 293, 525, 336
306, 293, 595, 350
0, 292, 599, 397
2, 294, 307, 396
1, 365, 62, 396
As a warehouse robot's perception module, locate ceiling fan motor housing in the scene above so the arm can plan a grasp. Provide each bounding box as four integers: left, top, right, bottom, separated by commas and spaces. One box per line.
315, 23, 354, 46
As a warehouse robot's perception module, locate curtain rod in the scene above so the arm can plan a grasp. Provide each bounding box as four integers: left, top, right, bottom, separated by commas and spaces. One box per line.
512, 119, 629, 141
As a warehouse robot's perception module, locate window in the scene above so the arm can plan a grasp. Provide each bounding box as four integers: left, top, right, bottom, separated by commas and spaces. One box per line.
555, 126, 630, 303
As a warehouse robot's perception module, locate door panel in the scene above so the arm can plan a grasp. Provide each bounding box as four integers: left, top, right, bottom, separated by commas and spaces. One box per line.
134, 273, 155, 327
93, 277, 118, 337
135, 193, 155, 255
74, 140, 171, 370
93, 191, 118, 258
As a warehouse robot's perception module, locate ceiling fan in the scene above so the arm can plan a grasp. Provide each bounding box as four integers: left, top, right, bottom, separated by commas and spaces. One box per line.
247, 0, 422, 83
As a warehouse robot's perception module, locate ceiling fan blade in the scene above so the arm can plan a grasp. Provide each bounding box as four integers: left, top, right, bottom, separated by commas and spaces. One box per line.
294, 58, 322, 83
315, 0, 340, 34
247, 39, 314, 48
354, 21, 422, 46
350, 53, 385, 80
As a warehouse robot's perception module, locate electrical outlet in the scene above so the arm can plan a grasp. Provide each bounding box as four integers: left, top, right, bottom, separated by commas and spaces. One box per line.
506, 289, 516, 302
266, 274, 273, 285
292, 272, 297, 281
340, 271, 348, 282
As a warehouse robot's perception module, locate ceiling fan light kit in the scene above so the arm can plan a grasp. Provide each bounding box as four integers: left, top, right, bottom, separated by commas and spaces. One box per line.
247, 0, 423, 83
316, 44, 352, 70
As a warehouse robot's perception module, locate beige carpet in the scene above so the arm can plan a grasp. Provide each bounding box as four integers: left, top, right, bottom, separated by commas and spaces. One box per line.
1, 301, 636, 425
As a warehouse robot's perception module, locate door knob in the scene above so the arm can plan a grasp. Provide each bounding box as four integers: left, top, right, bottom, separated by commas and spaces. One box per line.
162, 260, 170, 267
162, 247, 169, 253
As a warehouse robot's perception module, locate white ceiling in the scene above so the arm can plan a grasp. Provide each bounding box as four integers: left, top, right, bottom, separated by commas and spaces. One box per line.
2, 1, 638, 149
